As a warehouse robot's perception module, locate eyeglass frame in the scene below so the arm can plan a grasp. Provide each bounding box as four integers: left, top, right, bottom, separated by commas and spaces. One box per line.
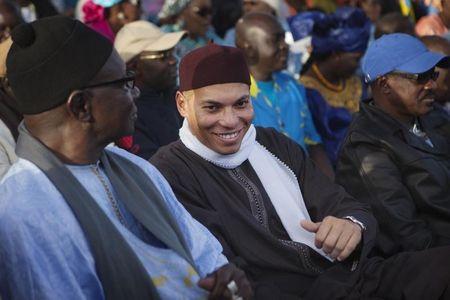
81, 70, 136, 90
139, 49, 175, 61
388, 69, 440, 84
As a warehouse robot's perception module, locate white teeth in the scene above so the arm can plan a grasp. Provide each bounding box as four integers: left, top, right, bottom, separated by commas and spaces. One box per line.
217, 131, 239, 139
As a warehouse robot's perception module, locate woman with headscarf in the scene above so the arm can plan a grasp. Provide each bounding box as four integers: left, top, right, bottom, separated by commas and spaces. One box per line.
80, 0, 141, 42
158, 0, 222, 59
288, 7, 371, 165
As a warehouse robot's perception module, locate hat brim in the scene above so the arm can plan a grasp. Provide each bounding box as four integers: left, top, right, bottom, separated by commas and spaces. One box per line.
142, 31, 187, 52
395, 50, 450, 74
120, 31, 187, 63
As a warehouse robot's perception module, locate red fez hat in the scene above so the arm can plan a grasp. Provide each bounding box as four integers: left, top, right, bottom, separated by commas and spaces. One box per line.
179, 44, 251, 91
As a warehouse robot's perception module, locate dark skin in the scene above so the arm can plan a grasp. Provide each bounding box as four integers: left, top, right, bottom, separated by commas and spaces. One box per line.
107, 0, 141, 34
371, 71, 437, 124
304, 51, 364, 86
236, 12, 335, 180
24, 50, 253, 300
0, 0, 23, 41
178, 0, 213, 40
24, 50, 139, 165
440, 0, 450, 29
421, 35, 450, 105
128, 48, 178, 92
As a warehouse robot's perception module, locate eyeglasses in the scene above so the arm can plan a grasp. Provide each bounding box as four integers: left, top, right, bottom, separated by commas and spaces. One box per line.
139, 51, 173, 61
192, 6, 213, 18
389, 69, 440, 84
82, 71, 135, 90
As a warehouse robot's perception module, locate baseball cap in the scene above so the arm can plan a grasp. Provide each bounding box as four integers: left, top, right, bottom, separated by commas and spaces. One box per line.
114, 20, 186, 63
362, 33, 450, 83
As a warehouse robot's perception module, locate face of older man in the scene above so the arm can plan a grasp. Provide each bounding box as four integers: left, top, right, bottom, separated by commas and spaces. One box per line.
87, 50, 139, 144
177, 82, 253, 154
384, 68, 438, 120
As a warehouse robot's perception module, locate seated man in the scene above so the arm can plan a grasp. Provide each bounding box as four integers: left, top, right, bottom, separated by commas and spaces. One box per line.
236, 13, 334, 178
114, 20, 186, 159
0, 16, 252, 300
151, 43, 450, 299
337, 33, 450, 258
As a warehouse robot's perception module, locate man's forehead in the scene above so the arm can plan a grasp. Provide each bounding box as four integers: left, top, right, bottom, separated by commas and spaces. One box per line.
188, 83, 250, 100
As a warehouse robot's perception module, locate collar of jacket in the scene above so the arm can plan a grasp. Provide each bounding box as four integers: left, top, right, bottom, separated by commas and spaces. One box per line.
358, 99, 449, 156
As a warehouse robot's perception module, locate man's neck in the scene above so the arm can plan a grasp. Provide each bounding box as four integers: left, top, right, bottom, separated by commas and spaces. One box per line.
309, 61, 341, 85
249, 65, 272, 82
26, 123, 107, 165
372, 100, 414, 125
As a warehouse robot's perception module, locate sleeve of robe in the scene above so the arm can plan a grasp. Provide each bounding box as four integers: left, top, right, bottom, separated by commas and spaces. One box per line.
149, 151, 246, 267
257, 128, 378, 260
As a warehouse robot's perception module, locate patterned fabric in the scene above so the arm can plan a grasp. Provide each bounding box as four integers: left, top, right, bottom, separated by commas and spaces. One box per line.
288, 7, 371, 55
158, 0, 190, 19
300, 75, 362, 113
250, 72, 322, 151
0, 146, 227, 299
161, 23, 223, 59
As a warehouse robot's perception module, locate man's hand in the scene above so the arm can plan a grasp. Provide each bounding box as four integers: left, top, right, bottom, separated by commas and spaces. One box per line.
198, 263, 253, 300
301, 216, 362, 261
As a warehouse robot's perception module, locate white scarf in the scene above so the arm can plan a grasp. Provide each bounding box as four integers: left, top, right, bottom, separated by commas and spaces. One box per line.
179, 120, 330, 259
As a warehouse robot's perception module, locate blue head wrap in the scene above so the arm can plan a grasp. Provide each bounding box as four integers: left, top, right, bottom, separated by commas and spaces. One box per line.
288, 7, 371, 55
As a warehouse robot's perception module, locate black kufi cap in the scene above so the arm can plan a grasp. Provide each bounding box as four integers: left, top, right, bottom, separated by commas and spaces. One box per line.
6, 16, 113, 114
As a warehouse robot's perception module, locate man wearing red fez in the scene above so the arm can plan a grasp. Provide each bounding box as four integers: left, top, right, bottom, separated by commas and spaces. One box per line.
151, 43, 450, 299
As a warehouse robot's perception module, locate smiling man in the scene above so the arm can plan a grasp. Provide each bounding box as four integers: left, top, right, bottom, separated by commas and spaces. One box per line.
0, 16, 253, 300
151, 43, 450, 299
337, 33, 450, 258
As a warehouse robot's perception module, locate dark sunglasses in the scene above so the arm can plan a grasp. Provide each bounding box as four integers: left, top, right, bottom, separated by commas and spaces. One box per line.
82, 70, 135, 90
390, 69, 439, 84
192, 6, 213, 18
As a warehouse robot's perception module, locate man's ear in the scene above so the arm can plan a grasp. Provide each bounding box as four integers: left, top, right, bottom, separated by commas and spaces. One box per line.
242, 42, 258, 66
377, 76, 391, 95
66, 90, 93, 122
176, 91, 188, 118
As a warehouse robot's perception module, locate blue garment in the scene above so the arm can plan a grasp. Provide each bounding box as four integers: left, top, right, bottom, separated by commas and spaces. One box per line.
0, 146, 227, 300
288, 7, 371, 55
161, 24, 224, 59
304, 88, 352, 165
251, 72, 322, 151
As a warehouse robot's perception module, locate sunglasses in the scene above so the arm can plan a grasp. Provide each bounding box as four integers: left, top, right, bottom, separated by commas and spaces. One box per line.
139, 51, 173, 61
82, 70, 135, 90
192, 6, 213, 18
389, 69, 439, 84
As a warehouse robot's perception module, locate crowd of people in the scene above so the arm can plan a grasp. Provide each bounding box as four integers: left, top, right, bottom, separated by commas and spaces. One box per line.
0, 0, 449, 299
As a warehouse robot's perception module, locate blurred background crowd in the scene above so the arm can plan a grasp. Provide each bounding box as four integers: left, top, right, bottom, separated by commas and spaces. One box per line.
1, 0, 450, 176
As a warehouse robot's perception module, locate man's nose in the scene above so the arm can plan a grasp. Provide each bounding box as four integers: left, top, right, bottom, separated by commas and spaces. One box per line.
220, 108, 239, 127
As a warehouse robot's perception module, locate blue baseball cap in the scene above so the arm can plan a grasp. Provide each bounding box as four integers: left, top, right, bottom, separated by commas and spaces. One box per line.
362, 33, 450, 83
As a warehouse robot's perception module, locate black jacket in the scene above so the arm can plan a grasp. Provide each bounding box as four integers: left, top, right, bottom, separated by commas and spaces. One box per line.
337, 99, 450, 257
133, 88, 182, 160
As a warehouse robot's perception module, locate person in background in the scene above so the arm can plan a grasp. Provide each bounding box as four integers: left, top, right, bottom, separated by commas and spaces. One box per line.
114, 20, 186, 159
416, 0, 450, 37
236, 12, 334, 179
0, 0, 24, 42
374, 11, 415, 38
337, 33, 450, 258
151, 42, 450, 300
421, 35, 450, 115
0, 37, 20, 179
158, 0, 222, 59
0, 16, 253, 300
81, 0, 141, 42
289, 7, 370, 165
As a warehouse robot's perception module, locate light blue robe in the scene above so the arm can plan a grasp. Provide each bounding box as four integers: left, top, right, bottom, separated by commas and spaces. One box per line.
0, 146, 227, 300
